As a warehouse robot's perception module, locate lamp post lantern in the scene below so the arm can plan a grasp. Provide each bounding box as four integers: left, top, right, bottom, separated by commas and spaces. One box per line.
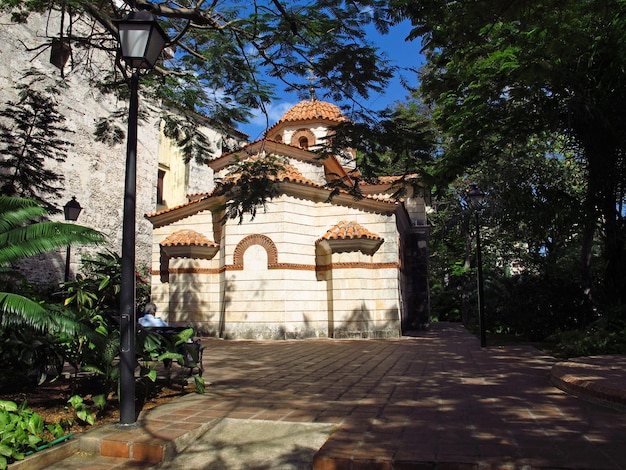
467, 184, 487, 348
116, 10, 167, 426
63, 197, 82, 282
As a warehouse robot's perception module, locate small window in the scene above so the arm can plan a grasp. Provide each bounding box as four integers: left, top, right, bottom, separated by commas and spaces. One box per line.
299, 136, 309, 149
157, 169, 165, 205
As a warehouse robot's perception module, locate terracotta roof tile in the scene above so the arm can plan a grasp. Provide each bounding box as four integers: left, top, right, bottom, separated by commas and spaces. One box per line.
264, 99, 346, 137
361, 174, 420, 186
160, 229, 217, 248
222, 156, 319, 187
147, 158, 399, 223
146, 199, 201, 219
318, 220, 383, 242
281, 99, 346, 123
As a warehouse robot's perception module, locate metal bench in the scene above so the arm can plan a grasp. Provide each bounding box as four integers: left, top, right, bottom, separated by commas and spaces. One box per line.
138, 325, 204, 376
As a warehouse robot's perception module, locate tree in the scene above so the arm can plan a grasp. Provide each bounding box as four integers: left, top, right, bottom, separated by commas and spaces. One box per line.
389, 0, 626, 306
0, 0, 395, 134
0, 196, 104, 334
426, 145, 593, 339
0, 69, 72, 213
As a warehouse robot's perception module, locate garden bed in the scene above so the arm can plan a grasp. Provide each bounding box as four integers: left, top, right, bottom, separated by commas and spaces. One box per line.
0, 372, 195, 436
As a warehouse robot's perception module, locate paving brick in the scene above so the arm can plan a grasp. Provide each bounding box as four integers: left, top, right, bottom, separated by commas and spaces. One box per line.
46, 323, 626, 469
100, 440, 130, 458
132, 441, 164, 463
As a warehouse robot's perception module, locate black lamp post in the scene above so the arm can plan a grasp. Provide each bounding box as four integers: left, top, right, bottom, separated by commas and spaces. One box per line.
63, 197, 82, 282
116, 10, 167, 426
467, 184, 487, 348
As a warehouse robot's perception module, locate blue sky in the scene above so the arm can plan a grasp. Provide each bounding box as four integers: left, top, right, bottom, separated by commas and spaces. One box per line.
238, 20, 425, 140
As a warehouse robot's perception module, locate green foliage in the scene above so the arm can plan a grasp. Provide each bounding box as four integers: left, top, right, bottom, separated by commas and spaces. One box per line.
548, 317, 626, 358
0, 197, 104, 271
66, 395, 105, 426
137, 326, 205, 392
1, 0, 395, 134
193, 374, 206, 394
161, 112, 216, 165
63, 249, 205, 399
0, 196, 103, 335
426, 145, 593, 338
323, 101, 437, 183
0, 325, 64, 390
0, 69, 72, 214
0, 400, 64, 468
78, 333, 120, 400
65, 250, 151, 316
488, 275, 594, 342
393, 0, 626, 305
217, 154, 285, 223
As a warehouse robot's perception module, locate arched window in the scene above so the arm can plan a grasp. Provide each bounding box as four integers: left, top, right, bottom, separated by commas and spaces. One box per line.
233, 234, 278, 269
290, 129, 316, 149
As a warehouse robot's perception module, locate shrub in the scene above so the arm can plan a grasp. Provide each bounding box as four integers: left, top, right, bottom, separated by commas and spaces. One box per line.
487, 275, 593, 341
548, 317, 626, 358
0, 400, 65, 469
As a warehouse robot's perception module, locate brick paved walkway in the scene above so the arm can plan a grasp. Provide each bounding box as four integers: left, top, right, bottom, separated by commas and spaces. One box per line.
34, 322, 626, 469
185, 322, 626, 469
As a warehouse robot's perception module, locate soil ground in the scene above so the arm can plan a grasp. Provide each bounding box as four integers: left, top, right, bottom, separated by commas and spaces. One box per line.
0, 371, 195, 436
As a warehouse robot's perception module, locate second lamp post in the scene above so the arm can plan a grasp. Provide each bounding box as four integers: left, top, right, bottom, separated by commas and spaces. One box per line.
63, 196, 82, 282
467, 184, 487, 348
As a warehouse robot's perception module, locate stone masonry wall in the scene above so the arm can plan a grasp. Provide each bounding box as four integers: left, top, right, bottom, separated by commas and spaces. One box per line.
0, 13, 160, 284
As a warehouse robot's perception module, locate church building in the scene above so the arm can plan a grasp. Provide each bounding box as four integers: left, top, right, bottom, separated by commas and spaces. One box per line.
146, 99, 430, 339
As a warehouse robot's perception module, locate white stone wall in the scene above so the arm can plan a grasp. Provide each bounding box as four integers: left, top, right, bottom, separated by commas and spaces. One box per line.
287, 158, 326, 185
150, 193, 402, 338
281, 122, 330, 147
150, 209, 219, 321
157, 113, 238, 208
1, 13, 159, 283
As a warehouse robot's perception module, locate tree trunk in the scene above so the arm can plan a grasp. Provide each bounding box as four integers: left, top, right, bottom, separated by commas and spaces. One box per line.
582, 126, 625, 309
580, 200, 595, 304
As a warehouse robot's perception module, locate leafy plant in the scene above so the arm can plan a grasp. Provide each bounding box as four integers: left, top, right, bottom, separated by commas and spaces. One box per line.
66, 395, 106, 426
0, 400, 64, 469
0, 197, 103, 389
216, 155, 285, 224
78, 333, 120, 402
0, 69, 71, 213
393, 0, 626, 306
61, 250, 149, 390
137, 326, 205, 393
548, 316, 626, 358
65, 250, 151, 318
0, 196, 103, 334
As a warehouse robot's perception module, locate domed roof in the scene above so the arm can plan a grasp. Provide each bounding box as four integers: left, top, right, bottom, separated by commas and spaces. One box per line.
279, 99, 345, 123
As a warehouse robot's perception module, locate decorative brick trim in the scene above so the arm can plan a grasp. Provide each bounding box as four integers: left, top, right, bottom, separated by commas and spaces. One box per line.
271, 263, 316, 271
152, 261, 399, 276
233, 234, 278, 268
290, 128, 316, 148
152, 267, 225, 275
315, 262, 398, 272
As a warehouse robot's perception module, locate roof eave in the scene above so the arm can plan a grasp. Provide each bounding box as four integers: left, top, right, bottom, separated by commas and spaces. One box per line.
321, 238, 383, 255
145, 196, 226, 228
279, 181, 398, 215
161, 244, 219, 260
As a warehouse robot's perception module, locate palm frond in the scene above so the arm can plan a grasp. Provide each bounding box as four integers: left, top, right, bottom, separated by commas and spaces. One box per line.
0, 204, 47, 233
0, 222, 104, 266
0, 292, 81, 335
0, 197, 105, 267
0, 197, 106, 333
